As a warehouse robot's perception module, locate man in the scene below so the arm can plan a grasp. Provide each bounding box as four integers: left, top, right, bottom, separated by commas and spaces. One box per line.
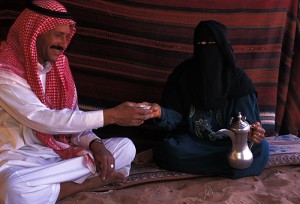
0, 0, 153, 203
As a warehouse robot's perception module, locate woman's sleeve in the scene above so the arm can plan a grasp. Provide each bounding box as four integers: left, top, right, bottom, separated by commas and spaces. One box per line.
156, 63, 189, 130
154, 107, 182, 131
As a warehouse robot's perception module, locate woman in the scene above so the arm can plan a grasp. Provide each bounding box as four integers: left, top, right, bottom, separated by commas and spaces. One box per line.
138, 20, 269, 179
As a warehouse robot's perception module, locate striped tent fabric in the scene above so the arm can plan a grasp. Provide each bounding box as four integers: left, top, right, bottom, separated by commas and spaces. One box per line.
1, 0, 300, 136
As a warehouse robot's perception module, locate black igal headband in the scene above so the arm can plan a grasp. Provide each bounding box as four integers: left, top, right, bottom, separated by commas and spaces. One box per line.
27, 2, 73, 19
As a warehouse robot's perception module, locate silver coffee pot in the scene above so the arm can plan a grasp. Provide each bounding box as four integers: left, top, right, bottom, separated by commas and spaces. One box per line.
219, 112, 253, 169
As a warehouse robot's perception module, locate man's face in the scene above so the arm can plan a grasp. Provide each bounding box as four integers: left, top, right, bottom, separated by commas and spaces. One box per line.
36, 24, 71, 64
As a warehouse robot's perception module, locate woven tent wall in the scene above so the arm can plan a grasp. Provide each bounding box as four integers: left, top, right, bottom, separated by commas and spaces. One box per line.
1, 0, 300, 136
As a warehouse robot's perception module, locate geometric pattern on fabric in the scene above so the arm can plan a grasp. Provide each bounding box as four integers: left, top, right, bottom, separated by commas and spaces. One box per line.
1, 0, 300, 136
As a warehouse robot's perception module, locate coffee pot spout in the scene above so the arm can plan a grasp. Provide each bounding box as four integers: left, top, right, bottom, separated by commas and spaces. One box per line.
218, 129, 235, 141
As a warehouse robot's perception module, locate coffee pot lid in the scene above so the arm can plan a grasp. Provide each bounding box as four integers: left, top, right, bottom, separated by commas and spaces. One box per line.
229, 112, 250, 132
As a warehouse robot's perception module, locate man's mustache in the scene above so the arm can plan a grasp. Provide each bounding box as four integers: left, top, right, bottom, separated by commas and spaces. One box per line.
50, 45, 64, 50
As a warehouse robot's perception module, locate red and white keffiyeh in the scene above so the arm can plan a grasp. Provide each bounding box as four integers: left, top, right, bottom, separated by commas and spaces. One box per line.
0, 0, 89, 161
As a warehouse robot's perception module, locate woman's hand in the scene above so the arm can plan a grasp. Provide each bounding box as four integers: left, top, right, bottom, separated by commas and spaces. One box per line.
145, 102, 162, 119
248, 122, 265, 144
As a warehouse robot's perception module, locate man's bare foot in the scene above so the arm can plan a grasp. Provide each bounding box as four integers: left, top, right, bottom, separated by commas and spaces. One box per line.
133, 149, 153, 164
89, 171, 126, 189
58, 171, 126, 200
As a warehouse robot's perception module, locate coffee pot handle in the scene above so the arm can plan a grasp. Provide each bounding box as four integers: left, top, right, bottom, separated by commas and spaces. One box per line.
248, 141, 254, 149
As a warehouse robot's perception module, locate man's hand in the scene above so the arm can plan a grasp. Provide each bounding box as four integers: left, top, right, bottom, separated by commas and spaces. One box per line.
90, 139, 115, 180
248, 122, 265, 144
103, 101, 154, 126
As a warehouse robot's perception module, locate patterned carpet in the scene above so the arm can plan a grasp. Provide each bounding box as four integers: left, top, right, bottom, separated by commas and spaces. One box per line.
266, 134, 300, 168
91, 134, 300, 192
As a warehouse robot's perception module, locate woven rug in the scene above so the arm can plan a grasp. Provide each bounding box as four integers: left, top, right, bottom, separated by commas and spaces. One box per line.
265, 134, 300, 168
91, 134, 300, 192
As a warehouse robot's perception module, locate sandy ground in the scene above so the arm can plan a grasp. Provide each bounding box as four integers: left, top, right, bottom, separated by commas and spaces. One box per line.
58, 165, 300, 204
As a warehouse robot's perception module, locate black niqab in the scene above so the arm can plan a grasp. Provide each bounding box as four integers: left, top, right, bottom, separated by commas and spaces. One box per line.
161, 20, 256, 113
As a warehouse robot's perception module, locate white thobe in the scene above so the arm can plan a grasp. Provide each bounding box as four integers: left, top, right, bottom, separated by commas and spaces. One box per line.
0, 63, 136, 204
